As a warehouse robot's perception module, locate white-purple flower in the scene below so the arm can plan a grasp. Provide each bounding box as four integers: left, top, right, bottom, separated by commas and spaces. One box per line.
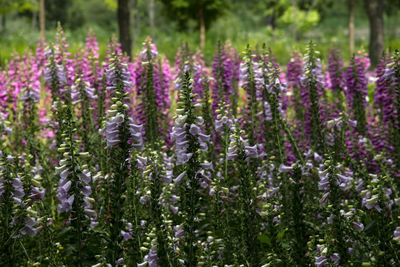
393, 227, 400, 243
129, 117, 144, 150
105, 113, 125, 148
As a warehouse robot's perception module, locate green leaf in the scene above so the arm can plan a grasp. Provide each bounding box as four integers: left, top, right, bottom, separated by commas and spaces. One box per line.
277, 228, 287, 240
171, 0, 189, 8
104, 0, 117, 11
258, 234, 272, 246
365, 220, 375, 231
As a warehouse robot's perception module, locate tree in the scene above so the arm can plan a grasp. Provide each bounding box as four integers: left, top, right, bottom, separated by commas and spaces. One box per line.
44, 0, 68, 28
40, 0, 45, 40
0, 0, 39, 38
247, 0, 323, 40
129, 0, 136, 50
365, 0, 384, 67
160, 0, 227, 49
148, 0, 154, 39
118, 0, 132, 57
348, 0, 354, 55
0, 0, 20, 37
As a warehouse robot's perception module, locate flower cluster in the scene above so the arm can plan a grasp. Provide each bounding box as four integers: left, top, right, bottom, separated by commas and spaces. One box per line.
1, 31, 400, 266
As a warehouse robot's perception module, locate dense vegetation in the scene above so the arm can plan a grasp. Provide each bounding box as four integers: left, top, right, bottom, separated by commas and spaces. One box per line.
0, 27, 400, 266
1, 0, 400, 66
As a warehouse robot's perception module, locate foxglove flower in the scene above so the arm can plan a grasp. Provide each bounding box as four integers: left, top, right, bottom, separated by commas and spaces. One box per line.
105, 113, 125, 148
134, 39, 171, 144
393, 227, 400, 243
328, 49, 345, 117
287, 52, 303, 90
129, 117, 145, 150
212, 42, 236, 112
328, 49, 344, 93
299, 44, 326, 152
345, 53, 368, 135
71, 79, 97, 105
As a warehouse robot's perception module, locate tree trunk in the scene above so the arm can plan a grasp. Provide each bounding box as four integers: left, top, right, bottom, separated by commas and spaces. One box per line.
290, 0, 297, 41
148, 0, 154, 39
199, 6, 205, 50
135, 0, 140, 44
365, 0, 384, 67
32, 9, 38, 31
118, 0, 132, 58
348, 0, 355, 55
1, 14, 5, 38
266, 13, 276, 29
130, 0, 135, 50
40, 0, 45, 41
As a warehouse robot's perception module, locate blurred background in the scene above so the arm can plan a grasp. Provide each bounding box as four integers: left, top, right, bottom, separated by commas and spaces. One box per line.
0, 0, 399, 66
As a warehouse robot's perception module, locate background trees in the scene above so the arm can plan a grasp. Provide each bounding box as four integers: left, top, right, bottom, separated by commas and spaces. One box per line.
118, 0, 132, 57
159, 0, 227, 49
0, 0, 398, 66
365, 0, 384, 66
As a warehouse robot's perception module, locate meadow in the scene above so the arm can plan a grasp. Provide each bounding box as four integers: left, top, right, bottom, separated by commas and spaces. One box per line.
0, 27, 399, 266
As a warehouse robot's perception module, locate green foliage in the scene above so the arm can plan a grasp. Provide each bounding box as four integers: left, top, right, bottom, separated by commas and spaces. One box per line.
279, 6, 320, 33
0, 0, 37, 14
1, 0, 400, 67
104, 0, 117, 11
44, 0, 69, 28
160, 0, 229, 30
17, 0, 39, 12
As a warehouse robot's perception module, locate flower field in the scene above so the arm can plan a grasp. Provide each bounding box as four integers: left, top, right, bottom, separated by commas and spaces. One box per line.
0, 28, 400, 266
